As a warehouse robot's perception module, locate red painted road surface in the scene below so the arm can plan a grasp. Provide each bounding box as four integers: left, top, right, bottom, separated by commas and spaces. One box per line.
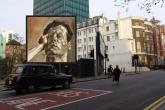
0, 88, 112, 110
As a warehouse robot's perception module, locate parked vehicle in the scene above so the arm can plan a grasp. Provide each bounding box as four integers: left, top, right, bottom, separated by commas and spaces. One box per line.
5, 64, 72, 93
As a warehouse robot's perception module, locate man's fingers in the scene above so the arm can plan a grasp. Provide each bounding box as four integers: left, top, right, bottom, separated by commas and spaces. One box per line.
38, 34, 48, 44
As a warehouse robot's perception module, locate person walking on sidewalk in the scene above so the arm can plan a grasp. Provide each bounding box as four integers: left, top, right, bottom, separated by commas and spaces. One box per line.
113, 65, 121, 84
107, 65, 113, 78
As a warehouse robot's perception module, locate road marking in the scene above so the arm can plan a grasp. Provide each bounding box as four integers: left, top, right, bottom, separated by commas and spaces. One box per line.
42, 90, 111, 110
73, 88, 112, 93
144, 96, 165, 110
0, 88, 112, 110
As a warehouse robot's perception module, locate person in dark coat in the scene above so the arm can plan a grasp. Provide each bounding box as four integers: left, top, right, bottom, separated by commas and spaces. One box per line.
113, 65, 121, 84
107, 65, 113, 78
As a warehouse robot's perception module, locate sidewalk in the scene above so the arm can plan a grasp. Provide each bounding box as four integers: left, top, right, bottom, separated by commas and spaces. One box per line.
72, 71, 145, 83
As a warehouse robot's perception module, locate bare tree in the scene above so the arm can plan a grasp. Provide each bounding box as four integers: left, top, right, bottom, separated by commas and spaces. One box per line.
5, 40, 26, 75
114, 0, 164, 13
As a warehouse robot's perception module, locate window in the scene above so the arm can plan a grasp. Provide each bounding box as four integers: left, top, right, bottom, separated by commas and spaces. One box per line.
137, 42, 141, 52
95, 28, 97, 32
105, 46, 108, 52
107, 36, 110, 41
144, 43, 146, 52
91, 28, 93, 33
111, 36, 114, 40
9, 33, 12, 40
115, 23, 118, 30
84, 30, 86, 35
147, 44, 150, 53
106, 26, 109, 31
78, 47, 81, 52
36, 66, 48, 74
15, 66, 23, 74
143, 32, 145, 37
89, 28, 91, 33
146, 35, 149, 40
84, 38, 86, 42
88, 37, 90, 42
145, 56, 147, 64
136, 31, 140, 37
78, 55, 81, 59
84, 46, 86, 51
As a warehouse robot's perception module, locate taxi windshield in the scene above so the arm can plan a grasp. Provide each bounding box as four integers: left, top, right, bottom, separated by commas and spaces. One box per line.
15, 66, 24, 74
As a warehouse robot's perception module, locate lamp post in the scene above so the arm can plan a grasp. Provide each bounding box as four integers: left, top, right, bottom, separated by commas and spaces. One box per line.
104, 49, 108, 75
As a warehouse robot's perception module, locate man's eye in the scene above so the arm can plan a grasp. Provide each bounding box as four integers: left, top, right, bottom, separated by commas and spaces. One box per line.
57, 33, 62, 38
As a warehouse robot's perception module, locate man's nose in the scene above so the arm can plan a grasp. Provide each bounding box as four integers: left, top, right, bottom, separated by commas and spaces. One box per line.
53, 34, 58, 41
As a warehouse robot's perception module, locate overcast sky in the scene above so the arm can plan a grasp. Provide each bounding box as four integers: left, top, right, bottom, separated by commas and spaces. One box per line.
0, 0, 165, 39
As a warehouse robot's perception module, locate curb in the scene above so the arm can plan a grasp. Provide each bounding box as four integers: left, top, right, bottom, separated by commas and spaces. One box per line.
72, 77, 108, 83
124, 72, 141, 76
72, 72, 146, 83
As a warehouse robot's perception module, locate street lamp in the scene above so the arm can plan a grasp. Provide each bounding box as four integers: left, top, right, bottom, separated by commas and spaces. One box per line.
104, 49, 108, 75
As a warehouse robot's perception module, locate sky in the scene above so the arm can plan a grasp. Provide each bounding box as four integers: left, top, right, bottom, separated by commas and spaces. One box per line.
0, 0, 165, 39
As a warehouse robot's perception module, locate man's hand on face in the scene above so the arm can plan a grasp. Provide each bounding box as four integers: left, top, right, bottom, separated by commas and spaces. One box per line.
38, 34, 48, 44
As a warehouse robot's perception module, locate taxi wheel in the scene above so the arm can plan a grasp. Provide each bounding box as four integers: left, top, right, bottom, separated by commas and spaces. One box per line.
63, 81, 70, 89
27, 84, 36, 93
15, 88, 23, 94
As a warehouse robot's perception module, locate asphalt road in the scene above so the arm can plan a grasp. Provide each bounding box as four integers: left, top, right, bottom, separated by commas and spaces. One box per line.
0, 70, 165, 110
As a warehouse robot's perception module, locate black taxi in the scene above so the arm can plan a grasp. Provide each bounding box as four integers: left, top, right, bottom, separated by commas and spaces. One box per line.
5, 64, 72, 93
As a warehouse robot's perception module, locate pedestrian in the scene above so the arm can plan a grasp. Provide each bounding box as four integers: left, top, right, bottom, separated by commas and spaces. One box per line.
107, 65, 113, 78
113, 65, 121, 84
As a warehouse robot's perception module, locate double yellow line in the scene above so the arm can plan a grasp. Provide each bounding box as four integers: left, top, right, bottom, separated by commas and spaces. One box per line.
144, 96, 165, 110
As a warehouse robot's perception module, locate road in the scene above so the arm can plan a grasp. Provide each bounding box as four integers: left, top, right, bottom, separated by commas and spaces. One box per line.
0, 70, 165, 110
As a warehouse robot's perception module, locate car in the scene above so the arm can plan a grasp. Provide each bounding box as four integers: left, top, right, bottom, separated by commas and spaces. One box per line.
5, 64, 72, 94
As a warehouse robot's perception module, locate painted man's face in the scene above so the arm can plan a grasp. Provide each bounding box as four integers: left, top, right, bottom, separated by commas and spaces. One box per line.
45, 25, 71, 56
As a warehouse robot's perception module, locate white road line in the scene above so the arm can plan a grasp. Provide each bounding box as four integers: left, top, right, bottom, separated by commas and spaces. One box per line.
41, 92, 112, 110
73, 88, 112, 93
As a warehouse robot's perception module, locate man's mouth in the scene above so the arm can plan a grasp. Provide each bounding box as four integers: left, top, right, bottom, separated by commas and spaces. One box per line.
46, 48, 64, 55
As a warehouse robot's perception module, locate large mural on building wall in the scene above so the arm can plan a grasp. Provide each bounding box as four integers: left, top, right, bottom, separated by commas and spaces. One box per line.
27, 16, 76, 62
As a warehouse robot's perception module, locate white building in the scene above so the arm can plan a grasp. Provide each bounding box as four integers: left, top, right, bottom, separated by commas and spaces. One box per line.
77, 15, 154, 72
0, 31, 24, 44
77, 15, 108, 60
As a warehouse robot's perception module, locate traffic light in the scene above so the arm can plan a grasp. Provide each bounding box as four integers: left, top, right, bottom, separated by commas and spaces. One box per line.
90, 49, 94, 58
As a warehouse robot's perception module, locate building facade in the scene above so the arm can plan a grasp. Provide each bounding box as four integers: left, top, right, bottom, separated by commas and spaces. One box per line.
0, 33, 6, 59
77, 15, 160, 72
150, 18, 165, 65
33, 0, 89, 22
159, 25, 165, 57
77, 15, 108, 75
157, 25, 165, 65
110, 16, 155, 71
